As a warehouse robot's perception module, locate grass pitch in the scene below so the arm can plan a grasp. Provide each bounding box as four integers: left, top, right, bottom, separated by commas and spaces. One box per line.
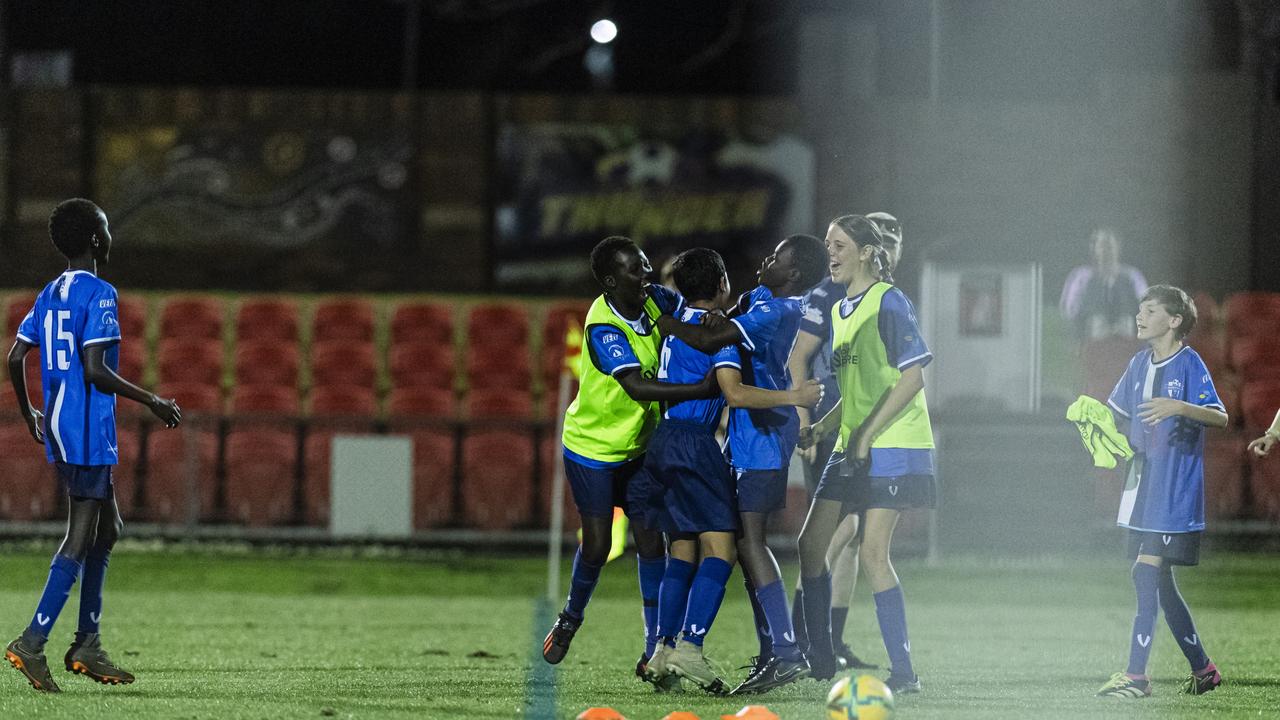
0, 542, 1278, 719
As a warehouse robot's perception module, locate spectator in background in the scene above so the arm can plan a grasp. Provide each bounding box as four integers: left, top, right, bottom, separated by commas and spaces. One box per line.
1060, 227, 1149, 342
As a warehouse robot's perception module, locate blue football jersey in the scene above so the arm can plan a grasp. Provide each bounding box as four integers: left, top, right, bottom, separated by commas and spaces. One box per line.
798, 277, 845, 417
1107, 345, 1224, 533
16, 271, 122, 466
659, 307, 740, 428
725, 285, 803, 471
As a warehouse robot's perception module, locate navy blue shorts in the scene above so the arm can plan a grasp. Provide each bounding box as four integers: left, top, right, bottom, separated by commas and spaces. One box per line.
1128, 529, 1201, 566
564, 452, 647, 521
645, 421, 736, 535
736, 468, 788, 514
816, 452, 936, 511
55, 462, 114, 501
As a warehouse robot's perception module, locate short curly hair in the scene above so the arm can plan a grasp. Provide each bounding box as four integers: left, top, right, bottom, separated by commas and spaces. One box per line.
49, 198, 103, 259
1142, 284, 1197, 339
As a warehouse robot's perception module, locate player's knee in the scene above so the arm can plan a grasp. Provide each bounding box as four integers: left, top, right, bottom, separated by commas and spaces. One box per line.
97, 518, 123, 550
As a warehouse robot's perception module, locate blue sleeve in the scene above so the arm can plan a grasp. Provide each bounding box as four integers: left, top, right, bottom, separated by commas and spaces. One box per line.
798, 286, 831, 339
82, 285, 122, 347
1185, 354, 1225, 412
15, 303, 39, 345
586, 324, 641, 376
647, 284, 685, 316
712, 342, 741, 370
730, 300, 783, 355
1107, 355, 1138, 419
878, 288, 932, 370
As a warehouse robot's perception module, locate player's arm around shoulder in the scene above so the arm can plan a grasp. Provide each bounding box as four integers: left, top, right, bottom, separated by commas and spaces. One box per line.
613, 366, 718, 403
714, 365, 821, 410
656, 310, 741, 354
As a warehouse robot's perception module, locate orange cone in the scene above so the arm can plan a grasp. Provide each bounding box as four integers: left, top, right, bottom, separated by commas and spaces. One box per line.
662, 713, 702, 720
721, 706, 779, 720
577, 708, 627, 720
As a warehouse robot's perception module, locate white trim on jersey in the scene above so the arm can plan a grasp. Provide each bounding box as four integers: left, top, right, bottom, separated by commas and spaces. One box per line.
82, 336, 121, 347
729, 318, 754, 351
1108, 398, 1130, 418
608, 362, 641, 376
15, 333, 36, 345
896, 350, 933, 370
49, 382, 68, 463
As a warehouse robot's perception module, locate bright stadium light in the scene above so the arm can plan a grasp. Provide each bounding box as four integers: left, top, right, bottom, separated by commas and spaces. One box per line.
590, 19, 617, 44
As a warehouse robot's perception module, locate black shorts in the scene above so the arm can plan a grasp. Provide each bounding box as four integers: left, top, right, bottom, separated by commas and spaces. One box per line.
814, 452, 937, 511
56, 462, 114, 500
1127, 529, 1202, 566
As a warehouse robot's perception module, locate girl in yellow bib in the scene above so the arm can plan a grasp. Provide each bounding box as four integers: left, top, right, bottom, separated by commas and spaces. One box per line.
796, 215, 935, 694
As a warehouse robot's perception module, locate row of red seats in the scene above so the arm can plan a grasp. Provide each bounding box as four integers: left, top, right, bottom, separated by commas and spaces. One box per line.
0, 419, 576, 531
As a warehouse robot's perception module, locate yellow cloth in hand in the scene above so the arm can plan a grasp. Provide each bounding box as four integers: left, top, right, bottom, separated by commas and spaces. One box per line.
1066, 395, 1133, 468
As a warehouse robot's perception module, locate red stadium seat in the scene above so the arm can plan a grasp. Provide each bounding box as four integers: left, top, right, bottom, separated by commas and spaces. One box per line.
391, 302, 453, 346
310, 341, 377, 391
468, 303, 528, 348
14, 349, 43, 407
114, 424, 142, 519
1223, 292, 1280, 339
156, 381, 223, 414
235, 340, 300, 389
309, 385, 378, 417
312, 298, 376, 344
1229, 336, 1280, 383
387, 386, 456, 418
160, 296, 224, 341
466, 345, 532, 391
116, 340, 147, 386
231, 383, 299, 414
116, 294, 148, 341
1191, 291, 1220, 325
236, 298, 299, 343
224, 429, 298, 526
1249, 451, 1280, 521
145, 427, 218, 523
410, 430, 457, 528
461, 430, 534, 529
541, 300, 590, 381
389, 341, 455, 390
158, 337, 224, 387
1241, 381, 1280, 430
538, 433, 576, 528
5, 292, 38, 338
1216, 375, 1242, 427
1203, 430, 1245, 521
0, 423, 57, 520
465, 388, 534, 419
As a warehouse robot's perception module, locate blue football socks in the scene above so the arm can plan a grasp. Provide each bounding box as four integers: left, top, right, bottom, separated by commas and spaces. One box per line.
78, 545, 111, 634
657, 558, 695, 644
801, 573, 835, 661
744, 573, 773, 658
754, 579, 801, 661
1126, 562, 1161, 676
681, 558, 732, 647
1159, 566, 1210, 672
637, 555, 666, 658
27, 554, 82, 646
563, 547, 603, 621
874, 585, 915, 680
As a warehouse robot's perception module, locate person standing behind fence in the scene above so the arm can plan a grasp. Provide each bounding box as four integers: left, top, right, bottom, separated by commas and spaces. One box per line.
1060, 227, 1149, 343
6, 198, 182, 693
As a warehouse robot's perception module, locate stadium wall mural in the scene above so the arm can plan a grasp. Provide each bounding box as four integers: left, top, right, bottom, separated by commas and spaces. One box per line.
494, 123, 814, 294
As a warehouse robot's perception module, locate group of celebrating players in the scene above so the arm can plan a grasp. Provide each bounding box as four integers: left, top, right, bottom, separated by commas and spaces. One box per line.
5, 198, 1279, 701
542, 211, 934, 696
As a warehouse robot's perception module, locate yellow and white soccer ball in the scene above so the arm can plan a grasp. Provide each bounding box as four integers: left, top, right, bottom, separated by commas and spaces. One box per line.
825, 674, 895, 720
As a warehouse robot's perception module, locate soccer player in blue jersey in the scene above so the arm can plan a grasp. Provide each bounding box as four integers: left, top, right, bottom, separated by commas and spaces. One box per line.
657, 234, 830, 694
1095, 285, 1227, 698
544, 237, 721, 677
788, 212, 901, 669
5, 199, 182, 693
640, 248, 822, 695
797, 215, 935, 691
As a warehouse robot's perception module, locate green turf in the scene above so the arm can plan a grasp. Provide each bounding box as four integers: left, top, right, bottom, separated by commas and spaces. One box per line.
0, 543, 1277, 719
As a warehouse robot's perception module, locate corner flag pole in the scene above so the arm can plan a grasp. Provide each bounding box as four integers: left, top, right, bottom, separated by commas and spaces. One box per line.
546, 321, 582, 603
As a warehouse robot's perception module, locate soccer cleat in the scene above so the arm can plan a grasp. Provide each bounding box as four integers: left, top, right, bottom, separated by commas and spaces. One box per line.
885, 672, 922, 695
730, 654, 809, 694
665, 640, 729, 695
806, 650, 842, 681
64, 633, 135, 685
1096, 671, 1151, 698
5, 637, 61, 693
1180, 663, 1222, 695
635, 652, 650, 679
642, 644, 683, 692
834, 642, 878, 670
542, 612, 581, 665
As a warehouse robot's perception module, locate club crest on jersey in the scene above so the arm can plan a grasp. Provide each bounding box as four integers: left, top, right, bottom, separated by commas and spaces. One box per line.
608, 345, 624, 359
101, 311, 117, 327
1166, 379, 1183, 399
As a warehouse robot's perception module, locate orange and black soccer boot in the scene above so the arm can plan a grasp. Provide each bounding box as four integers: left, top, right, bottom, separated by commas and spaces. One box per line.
65, 633, 135, 685
542, 612, 581, 664
6, 635, 61, 692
